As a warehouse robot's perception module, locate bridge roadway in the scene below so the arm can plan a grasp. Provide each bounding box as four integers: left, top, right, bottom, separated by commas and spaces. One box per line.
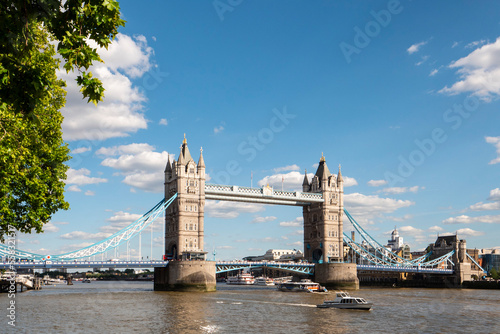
204, 184, 324, 206
0, 261, 453, 275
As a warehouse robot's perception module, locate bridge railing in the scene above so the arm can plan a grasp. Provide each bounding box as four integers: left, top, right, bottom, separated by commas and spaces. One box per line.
205, 183, 323, 203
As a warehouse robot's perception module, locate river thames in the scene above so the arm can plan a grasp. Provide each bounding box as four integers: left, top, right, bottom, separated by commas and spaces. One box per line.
1, 281, 499, 333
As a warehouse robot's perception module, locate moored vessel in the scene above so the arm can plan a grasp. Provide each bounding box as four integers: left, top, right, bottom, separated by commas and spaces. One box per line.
226, 273, 255, 285
254, 276, 274, 286
275, 279, 327, 292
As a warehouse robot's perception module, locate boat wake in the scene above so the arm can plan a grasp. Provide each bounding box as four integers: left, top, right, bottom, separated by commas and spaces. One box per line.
212, 297, 316, 308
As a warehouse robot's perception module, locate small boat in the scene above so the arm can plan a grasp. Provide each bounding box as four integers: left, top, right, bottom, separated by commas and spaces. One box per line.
82, 278, 91, 283
276, 279, 327, 293
226, 273, 255, 285
317, 291, 372, 310
254, 277, 274, 286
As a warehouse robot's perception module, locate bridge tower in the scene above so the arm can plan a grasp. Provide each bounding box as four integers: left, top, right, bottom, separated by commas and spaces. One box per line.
303, 154, 359, 289
302, 154, 343, 263
155, 136, 215, 292
164, 135, 206, 260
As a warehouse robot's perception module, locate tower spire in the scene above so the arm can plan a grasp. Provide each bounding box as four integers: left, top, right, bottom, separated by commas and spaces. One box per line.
198, 147, 205, 168
302, 169, 309, 186
178, 134, 192, 164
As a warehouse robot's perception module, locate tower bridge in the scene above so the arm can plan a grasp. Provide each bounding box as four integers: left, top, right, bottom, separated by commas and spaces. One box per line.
1, 136, 482, 291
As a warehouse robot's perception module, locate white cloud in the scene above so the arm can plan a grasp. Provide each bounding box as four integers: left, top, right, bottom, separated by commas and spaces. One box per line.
98, 143, 171, 192
465, 39, 487, 49
439, 37, 500, 101
66, 168, 108, 186
488, 188, 500, 201
468, 187, 500, 211
159, 118, 168, 126
97, 143, 156, 156
443, 214, 500, 224
67, 185, 81, 192
415, 55, 429, 66
60, 231, 111, 240
214, 125, 224, 134
343, 193, 414, 224
367, 179, 388, 187
428, 225, 444, 232
343, 177, 358, 187
250, 216, 277, 224
452, 41, 460, 48
430, 69, 439, 76
469, 202, 500, 211
286, 241, 303, 247
273, 164, 300, 173
59, 34, 153, 141
379, 186, 423, 195
72, 147, 91, 154
57, 242, 94, 254
407, 41, 427, 54
100, 211, 144, 233
456, 228, 484, 237
385, 214, 412, 222
279, 217, 303, 227
42, 222, 60, 233
85, 190, 95, 196
486, 136, 500, 164
205, 201, 264, 219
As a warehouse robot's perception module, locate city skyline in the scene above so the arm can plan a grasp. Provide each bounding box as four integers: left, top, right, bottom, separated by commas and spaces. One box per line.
15, 1, 500, 261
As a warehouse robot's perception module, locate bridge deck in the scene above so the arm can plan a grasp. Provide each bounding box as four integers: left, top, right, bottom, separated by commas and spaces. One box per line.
205, 184, 323, 206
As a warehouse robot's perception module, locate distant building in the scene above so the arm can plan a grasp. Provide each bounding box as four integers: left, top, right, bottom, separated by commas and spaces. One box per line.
387, 227, 404, 251
480, 249, 500, 273
243, 249, 304, 262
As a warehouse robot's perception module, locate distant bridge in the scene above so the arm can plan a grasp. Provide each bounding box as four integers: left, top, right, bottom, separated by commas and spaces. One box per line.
1, 260, 454, 275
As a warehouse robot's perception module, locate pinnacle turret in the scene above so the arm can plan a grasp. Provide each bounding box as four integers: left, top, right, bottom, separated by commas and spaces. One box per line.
164, 157, 172, 173
337, 164, 343, 183
198, 147, 205, 168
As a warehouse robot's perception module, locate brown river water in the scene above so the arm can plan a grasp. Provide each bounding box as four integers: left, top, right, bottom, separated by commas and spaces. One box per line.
1, 281, 499, 333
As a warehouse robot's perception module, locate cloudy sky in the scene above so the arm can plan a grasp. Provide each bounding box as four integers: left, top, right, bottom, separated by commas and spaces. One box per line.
17, 1, 500, 261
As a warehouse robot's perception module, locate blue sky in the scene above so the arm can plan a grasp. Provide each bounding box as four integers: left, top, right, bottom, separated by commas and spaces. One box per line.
17, 0, 500, 261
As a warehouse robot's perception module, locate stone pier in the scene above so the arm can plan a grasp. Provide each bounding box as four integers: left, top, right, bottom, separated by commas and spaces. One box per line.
315, 263, 359, 290
154, 260, 216, 292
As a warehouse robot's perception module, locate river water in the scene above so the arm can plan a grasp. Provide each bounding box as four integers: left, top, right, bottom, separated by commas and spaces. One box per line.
1, 281, 499, 333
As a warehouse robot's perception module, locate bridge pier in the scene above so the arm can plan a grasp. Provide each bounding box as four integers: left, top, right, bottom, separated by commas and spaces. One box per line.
154, 260, 216, 292
315, 263, 359, 290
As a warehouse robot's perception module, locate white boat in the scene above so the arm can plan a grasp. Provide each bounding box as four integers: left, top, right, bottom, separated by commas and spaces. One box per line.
226, 273, 255, 285
316, 291, 372, 310
254, 277, 274, 286
276, 279, 327, 293
82, 278, 91, 283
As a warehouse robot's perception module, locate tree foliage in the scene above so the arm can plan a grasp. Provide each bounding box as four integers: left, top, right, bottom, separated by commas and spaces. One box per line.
490, 268, 499, 280
0, 1, 125, 241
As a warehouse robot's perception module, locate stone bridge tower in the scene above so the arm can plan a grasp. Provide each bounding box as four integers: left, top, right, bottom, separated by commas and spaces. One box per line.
302, 154, 344, 263
164, 135, 206, 260
303, 154, 358, 289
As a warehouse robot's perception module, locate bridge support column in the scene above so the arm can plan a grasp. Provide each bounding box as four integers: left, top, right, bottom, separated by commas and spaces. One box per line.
315, 263, 359, 290
154, 260, 216, 292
